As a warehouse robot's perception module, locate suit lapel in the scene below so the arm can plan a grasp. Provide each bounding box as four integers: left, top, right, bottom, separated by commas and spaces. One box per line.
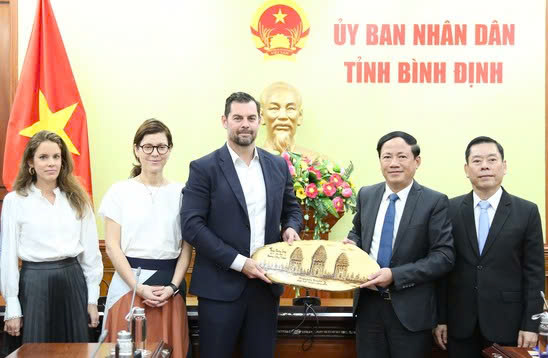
481, 189, 511, 257
362, 184, 384, 253
218, 145, 249, 217
461, 192, 480, 257
391, 181, 421, 258
257, 149, 273, 225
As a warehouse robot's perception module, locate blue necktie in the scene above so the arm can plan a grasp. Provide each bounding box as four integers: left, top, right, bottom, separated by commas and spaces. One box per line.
377, 193, 399, 268
478, 200, 491, 254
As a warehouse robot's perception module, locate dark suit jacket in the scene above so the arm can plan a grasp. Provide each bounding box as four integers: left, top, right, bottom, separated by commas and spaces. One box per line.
438, 189, 544, 342
180, 144, 303, 301
347, 181, 455, 332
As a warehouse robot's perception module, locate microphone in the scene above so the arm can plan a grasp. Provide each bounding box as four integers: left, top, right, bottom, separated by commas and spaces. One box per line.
125, 267, 142, 323
90, 329, 108, 358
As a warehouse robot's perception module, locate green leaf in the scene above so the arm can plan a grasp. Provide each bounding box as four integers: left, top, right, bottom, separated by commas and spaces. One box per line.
342, 161, 354, 181
315, 200, 328, 219
321, 197, 339, 218
314, 224, 321, 240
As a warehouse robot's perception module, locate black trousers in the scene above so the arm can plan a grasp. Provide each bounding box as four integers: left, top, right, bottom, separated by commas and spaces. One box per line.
197, 279, 279, 358
448, 323, 517, 358
356, 290, 432, 358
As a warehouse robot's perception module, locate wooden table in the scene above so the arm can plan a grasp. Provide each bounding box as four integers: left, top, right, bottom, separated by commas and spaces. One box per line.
0, 297, 447, 358
6, 342, 170, 357
482, 344, 534, 358
7, 343, 110, 357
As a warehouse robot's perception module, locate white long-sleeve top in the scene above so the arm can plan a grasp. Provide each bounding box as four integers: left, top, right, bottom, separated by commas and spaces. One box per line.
0, 185, 103, 320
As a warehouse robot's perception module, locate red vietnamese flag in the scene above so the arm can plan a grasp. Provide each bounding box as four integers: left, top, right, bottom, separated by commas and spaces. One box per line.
3, 0, 93, 197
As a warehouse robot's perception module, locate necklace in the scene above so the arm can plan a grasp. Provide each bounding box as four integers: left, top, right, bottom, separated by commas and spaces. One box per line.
143, 183, 161, 202
138, 176, 165, 203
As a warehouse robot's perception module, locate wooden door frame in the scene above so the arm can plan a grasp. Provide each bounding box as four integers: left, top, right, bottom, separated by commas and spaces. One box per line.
0, 0, 17, 200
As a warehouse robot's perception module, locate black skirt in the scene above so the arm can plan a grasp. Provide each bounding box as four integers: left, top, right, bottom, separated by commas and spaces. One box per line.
19, 257, 90, 343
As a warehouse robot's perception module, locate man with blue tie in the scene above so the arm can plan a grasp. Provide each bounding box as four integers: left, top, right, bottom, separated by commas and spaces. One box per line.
344, 131, 455, 358
434, 136, 545, 357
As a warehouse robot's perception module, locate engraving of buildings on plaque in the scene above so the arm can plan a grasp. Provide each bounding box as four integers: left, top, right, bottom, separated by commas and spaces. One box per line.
252, 240, 380, 291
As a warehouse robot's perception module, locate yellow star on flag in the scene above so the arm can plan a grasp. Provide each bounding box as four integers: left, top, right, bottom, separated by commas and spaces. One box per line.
273, 8, 288, 24
19, 90, 80, 155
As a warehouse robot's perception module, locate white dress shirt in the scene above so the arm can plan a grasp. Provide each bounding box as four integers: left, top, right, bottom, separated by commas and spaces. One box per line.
369, 181, 414, 262
0, 185, 103, 320
226, 144, 267, 272
472, 187, 503, 237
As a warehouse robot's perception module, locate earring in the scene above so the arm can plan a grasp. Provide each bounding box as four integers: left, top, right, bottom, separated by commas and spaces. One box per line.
29, 167, 35, 175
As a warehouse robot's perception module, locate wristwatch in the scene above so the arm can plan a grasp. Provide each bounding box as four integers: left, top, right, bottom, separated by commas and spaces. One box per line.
167, 283, 180, 296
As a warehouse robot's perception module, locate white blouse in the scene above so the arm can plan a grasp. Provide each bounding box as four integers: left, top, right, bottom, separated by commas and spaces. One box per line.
99, 179, 183, 260
0, 185, 103, 320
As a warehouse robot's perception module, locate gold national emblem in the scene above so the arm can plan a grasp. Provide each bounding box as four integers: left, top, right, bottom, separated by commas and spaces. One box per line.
251, 0, 310, 59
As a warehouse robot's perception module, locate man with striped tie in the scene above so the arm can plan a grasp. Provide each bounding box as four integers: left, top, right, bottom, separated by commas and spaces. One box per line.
344, 131, 455, 358
434, 136, 545, 357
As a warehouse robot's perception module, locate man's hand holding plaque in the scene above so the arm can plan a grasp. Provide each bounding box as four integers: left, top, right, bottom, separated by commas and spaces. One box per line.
242, 258, 272, 284
282, 227, 301, 245
359, 268, 393, 289
342, 238, 394, 288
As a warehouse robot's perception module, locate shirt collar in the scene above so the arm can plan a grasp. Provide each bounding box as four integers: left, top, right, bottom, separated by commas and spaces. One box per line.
383, 181, 413, 202
473, 187, 503, 211
30, 183, 61, 196
226, 142, 259, 165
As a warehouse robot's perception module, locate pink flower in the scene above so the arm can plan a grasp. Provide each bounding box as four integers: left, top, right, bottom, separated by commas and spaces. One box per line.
281, 152, 290, 161
333, 197, 344, 212
282, 154, 292, 166
288, 164, 296, 176
323, 182, 336, 197
308, 166, 322, 181
330, 173, 343, 187
305, 183, 318, 198
342, 188, 353, 198
341, 181, 350, 189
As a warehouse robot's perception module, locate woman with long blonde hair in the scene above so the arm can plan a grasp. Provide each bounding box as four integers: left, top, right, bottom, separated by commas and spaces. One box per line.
1, 130, 103, 342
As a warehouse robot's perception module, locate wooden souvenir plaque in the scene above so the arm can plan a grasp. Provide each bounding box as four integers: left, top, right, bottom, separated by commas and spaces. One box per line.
252, 240, 380, 291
